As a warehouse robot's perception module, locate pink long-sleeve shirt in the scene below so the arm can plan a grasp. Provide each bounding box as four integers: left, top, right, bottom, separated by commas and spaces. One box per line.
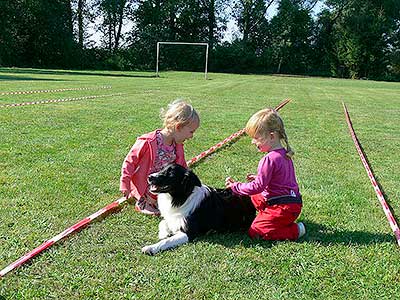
231, 148, 300, 200
120, 130, 187, 200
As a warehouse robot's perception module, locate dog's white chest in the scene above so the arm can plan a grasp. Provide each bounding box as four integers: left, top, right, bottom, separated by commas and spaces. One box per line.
157, 186, 210, 233
157, 193, 187, 233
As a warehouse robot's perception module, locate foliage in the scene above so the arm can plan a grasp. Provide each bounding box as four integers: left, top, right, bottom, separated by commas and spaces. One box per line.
0, 0, 77, 68
0, 0, 400, 80
269, 0, 314, 74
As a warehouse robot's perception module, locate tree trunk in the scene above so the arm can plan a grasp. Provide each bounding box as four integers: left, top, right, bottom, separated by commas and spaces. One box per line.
277, 55, 283, 73
77, 0, 84, 50
114, 1, 125, 51
207, 0, 215, 49
108, 17, 113, 53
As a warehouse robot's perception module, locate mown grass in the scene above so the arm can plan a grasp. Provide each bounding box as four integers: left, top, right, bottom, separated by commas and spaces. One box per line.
1, 68, 400, 299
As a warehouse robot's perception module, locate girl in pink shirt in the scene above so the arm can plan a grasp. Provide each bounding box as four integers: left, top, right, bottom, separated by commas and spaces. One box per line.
225, 108, 305, 240
120, 100, 200, 215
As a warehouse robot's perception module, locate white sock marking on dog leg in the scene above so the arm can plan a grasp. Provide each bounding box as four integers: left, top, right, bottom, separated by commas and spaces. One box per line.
158, 219, 171, 240
142, 231, 189, 255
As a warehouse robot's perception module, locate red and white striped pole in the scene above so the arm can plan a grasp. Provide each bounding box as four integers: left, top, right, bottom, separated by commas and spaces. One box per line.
342, 102, 400, 246
0, 98, 290, 277
0, 198, 126, 277
187, 98, 291, 166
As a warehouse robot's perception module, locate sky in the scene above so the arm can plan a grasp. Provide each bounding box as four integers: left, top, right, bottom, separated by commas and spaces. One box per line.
87, 1, 326, 47
223, 1, 325, 42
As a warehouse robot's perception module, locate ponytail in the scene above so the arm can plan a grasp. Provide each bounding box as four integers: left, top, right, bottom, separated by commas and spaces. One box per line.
280, 129, 294, 159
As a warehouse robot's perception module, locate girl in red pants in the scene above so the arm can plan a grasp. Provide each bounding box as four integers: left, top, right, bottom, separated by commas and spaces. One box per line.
225, 108, 305, 240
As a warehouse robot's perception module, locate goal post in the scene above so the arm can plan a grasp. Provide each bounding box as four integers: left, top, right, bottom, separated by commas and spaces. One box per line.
156, 42, 209, 79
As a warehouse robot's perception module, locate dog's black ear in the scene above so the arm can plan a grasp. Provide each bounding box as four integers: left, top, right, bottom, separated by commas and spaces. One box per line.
189, 169, 201, 187
181, 169, 201, 195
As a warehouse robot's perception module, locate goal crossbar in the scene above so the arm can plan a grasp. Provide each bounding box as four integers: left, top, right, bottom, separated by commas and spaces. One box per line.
156, 42, 209, 79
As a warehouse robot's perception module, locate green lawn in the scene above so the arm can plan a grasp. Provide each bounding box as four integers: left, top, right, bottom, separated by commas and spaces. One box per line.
1, 68, 399, 299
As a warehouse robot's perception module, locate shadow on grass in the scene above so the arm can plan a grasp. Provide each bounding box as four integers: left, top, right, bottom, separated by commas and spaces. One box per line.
0, 68, 156, 79
0, 75, 66, 81
198, 220, 394, 249
299, 221, 394, 245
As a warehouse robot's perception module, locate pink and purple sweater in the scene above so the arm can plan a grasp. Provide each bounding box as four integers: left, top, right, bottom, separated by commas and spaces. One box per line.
231, 148, 300, 200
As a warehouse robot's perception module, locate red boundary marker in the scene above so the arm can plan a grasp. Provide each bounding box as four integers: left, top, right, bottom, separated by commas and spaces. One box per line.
0, 98, 290, 277
0, 198, 126, 277
0, 93, 123, 109
342, 102, 400, 246
187, 98, 291, 166
0, 86, 111, 96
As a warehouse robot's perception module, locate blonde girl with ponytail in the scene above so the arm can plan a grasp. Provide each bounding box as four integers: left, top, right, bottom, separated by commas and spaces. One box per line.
226, 108, 305, 240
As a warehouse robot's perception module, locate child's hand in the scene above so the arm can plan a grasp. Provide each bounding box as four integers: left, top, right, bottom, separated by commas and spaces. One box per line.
246, 174, 257, 182
225, 177, 235, 189
121, 189, 130, 200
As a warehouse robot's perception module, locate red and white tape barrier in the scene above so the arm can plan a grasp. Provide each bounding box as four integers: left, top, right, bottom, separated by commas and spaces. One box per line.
342, 102, 400, 246
0, 98, 290, 277
0, 86, 111, 96
186, 129, 245, 166
0, 198, 127, 277
187, 98, 291, 166
0, 93, 122, 109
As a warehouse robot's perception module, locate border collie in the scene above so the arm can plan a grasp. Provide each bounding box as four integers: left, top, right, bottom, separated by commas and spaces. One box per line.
141, 163, 256, 255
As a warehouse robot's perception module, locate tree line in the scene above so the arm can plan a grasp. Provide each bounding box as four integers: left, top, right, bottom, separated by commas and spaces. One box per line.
1, 0, 399, 81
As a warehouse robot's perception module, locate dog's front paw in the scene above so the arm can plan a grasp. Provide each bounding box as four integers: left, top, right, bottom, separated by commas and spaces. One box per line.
141, 245, 157, 255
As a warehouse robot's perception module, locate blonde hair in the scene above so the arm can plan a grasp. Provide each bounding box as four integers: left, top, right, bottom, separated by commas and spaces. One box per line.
245, 108, 294, 158
160, 99, 199, 130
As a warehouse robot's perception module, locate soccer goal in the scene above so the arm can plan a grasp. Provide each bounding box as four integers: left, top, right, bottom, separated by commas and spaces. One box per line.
156, 42, 209, 79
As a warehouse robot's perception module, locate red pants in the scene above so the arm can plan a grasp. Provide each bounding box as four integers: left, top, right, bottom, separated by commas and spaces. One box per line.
248, 194, 302, 241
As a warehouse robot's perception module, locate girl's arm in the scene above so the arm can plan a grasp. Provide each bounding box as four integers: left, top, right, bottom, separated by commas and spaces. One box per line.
246, 174, 257, 181
228, 156, 273, 196
120, 139, 148, 197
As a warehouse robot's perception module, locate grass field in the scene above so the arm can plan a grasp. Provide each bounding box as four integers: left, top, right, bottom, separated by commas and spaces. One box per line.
1, 68, 400, 299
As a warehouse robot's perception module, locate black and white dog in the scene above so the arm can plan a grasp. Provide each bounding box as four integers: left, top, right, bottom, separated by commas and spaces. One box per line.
141, 163, 256, 255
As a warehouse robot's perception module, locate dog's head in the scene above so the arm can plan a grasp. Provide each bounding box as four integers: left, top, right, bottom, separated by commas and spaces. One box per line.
148, 163, 202, 206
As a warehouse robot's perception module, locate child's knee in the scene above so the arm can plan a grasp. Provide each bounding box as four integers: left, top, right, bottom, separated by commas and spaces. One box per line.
248, 226, 262, 239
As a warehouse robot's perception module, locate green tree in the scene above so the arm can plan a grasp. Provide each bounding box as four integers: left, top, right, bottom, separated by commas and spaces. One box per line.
96, 0, 133, 52
233, 0, 275, 44
269, 0, 313, 73
0, 0, 24, 66
0, 0, 76, 68
128, 0, 225, 70
320, 0, 400, 79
